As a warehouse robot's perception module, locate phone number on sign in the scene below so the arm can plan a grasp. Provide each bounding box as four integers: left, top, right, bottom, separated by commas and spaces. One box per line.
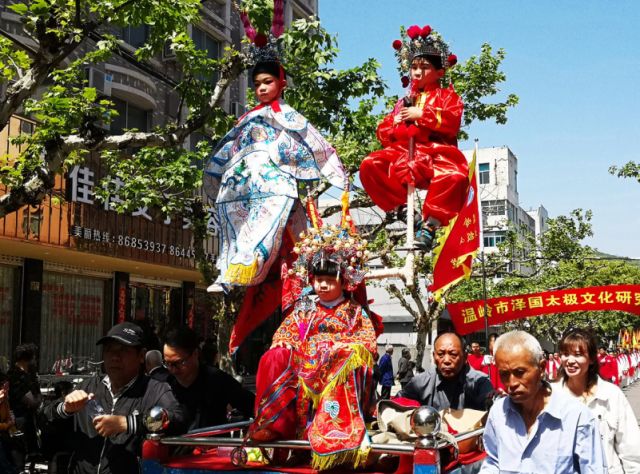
114, 235, 216, 262
70, 225, 216, 262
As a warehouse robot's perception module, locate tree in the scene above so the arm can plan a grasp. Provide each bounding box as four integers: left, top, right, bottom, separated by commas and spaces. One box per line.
1, 1, 519, 367
609, 161, 640, 184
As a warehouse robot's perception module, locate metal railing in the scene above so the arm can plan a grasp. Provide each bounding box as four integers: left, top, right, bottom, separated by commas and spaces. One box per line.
154, 427, 485, 455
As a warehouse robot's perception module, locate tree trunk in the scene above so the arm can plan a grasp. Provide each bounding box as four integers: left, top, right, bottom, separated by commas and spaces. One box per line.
415, 325, 429, 370
414, 301, 443, 370
215, 287, 246, 375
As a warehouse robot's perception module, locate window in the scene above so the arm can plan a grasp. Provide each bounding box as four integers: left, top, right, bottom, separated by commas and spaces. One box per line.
484, 231, 506, 248
507, 202, 516, 222
481, 200, 506, 217
0, 265, 18, 373
479, 163, 490, 185
192, 27, 221, 84
110, 97, 150, 134
119, 25, 149, 48
40, 272, 107, 373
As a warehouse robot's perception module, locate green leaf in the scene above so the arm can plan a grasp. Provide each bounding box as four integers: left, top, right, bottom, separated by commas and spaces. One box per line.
82, 87, 97, 102
8, 3, 28, 15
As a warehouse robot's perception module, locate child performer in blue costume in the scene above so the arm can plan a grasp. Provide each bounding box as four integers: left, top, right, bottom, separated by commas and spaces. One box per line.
204, 0, 347, 352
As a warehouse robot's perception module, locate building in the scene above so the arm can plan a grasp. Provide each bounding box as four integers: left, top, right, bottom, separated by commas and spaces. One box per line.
0, 0, 318, 373
463, 146, 548, 273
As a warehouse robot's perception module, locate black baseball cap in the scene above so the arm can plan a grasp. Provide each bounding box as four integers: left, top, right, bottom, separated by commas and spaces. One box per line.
97, 322, 144, 347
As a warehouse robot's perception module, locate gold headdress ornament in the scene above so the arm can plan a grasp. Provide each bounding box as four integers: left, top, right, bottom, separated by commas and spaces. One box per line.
290, 189, 370, 292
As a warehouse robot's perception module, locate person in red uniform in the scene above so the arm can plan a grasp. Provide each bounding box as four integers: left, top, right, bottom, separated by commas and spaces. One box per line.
467, 341, 486, 373
482, 333, 505, 391
597, 346, 617, 385
359, 24, 468, 250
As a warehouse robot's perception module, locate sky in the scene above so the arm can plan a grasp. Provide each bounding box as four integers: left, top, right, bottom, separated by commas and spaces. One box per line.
319, 0, 640, 259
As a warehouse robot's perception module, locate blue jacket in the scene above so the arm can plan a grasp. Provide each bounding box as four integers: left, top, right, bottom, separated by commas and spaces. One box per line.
378, 353, 394, 387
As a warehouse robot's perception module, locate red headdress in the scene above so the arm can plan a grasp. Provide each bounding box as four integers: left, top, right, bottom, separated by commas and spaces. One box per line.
234, 0, 286, 76
289, 188, 370, 293
392, 24, 457, 88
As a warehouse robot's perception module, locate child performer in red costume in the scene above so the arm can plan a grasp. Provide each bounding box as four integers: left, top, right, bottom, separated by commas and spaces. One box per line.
249, 200, 378, 471
360, 24, 469, 250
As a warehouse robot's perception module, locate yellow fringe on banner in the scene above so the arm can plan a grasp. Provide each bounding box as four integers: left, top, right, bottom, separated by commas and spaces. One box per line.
310, 441, 371, 471
299, 344, 373, 409
224, 258, 259, 285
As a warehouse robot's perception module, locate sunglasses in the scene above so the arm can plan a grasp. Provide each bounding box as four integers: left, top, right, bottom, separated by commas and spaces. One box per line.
165, 352, 193, 370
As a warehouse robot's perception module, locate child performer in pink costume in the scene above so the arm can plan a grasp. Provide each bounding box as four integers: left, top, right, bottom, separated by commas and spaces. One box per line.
249, 200, 379, 471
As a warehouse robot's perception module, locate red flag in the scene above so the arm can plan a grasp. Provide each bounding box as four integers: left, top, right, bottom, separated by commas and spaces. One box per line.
428, 150, 480, 301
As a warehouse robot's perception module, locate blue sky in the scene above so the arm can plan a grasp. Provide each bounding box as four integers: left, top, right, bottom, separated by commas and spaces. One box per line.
319, 0, 640, 258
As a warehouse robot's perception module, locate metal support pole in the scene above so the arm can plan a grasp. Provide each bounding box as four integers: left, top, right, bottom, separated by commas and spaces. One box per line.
481, 250, 489, 343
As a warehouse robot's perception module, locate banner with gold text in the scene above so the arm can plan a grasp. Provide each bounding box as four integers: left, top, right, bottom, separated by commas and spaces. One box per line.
429, 150, 480, 301
448, 284, 640, 336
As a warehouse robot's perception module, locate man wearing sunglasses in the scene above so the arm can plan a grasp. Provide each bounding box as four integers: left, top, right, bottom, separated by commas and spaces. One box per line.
163, 326, 255, 430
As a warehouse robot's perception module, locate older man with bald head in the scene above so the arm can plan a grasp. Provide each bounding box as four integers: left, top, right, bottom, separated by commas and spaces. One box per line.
398, 332, 493, 411
145, 349, 169, 382
480, 330, 606, 474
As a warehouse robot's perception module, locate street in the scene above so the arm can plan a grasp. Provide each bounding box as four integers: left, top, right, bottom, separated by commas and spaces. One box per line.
623, 379, 640, 426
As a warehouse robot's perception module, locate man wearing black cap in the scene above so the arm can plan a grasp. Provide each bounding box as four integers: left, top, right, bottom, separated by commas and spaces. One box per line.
45, 322, 185, 474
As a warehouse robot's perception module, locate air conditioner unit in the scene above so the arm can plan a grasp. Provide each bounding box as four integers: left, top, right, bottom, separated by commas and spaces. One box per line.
86, 67, 111, 96
230, 101, 244, 117
162, 42, 177, 61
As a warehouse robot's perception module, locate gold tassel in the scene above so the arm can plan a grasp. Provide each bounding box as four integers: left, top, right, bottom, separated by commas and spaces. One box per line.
299, 344, 373, 409
310, 442, 371, 470
224, 258, 259, 285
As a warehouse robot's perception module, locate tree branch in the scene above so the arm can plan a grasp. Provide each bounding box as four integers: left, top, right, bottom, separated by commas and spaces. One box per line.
0, 28, 38, 57
321, 195, 375, 218
0, 51, 247, 218
0, 17, 99, 131
386, 282, 419, 320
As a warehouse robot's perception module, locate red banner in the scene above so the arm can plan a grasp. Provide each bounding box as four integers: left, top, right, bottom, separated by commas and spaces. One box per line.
448, 284, 640, 336
429, 150, 480, 301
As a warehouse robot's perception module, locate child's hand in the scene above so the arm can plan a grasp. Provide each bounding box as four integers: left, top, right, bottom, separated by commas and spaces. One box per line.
396, 106, 423, 122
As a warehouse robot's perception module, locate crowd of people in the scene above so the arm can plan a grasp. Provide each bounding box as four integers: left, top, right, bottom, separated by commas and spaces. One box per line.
373, 329, 640, 473
0, 323, 255, 474
1, 319, 640, 473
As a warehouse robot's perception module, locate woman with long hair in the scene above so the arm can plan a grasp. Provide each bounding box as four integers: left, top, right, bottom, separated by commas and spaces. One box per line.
554, 328, 640, 473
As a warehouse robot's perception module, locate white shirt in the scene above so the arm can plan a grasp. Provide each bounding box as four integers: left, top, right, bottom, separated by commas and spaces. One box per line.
554, 377, 640, 474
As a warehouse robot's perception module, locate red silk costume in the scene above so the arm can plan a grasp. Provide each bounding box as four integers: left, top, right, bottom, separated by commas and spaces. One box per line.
251, 299, 377, 470
360, 85, 469, 226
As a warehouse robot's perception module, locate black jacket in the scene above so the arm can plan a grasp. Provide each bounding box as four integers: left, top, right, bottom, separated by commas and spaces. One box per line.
168, 365, 254, 430
45, 374, 185, 474
398, 365, 493, 411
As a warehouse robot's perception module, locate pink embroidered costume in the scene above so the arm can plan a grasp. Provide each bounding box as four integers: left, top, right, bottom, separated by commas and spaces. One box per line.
249, 198, 381, 470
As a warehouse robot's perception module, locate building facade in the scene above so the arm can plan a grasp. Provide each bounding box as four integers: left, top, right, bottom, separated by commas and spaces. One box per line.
0, 0, 318, 373
463, 146, 548, 272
